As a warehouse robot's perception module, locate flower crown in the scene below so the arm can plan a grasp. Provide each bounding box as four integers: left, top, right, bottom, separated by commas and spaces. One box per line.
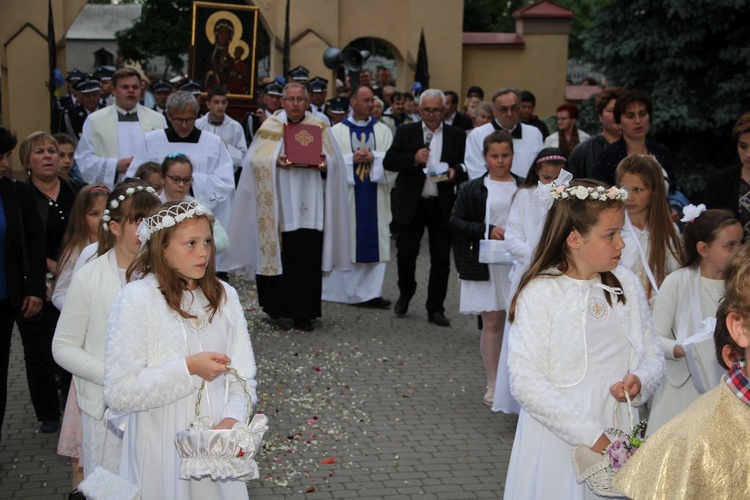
102, 185, 157, 231
548, 181, 628, 202
136, 200, 208, 243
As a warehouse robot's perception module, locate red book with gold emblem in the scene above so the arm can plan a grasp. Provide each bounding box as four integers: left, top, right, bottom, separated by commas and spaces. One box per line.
283, 122, 323, 167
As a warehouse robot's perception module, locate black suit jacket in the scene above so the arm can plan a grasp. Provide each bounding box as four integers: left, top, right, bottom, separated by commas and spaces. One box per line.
384, 122, 467, 227
0, 177, 47, 307
447, 112, 474, 132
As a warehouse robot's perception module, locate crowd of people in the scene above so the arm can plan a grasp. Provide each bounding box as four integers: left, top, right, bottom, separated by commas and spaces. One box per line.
1, 61, 750, 499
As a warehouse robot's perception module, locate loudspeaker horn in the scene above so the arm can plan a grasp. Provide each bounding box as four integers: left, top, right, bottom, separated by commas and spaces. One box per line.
322, 47, 343, 70
342, 47, 364, 72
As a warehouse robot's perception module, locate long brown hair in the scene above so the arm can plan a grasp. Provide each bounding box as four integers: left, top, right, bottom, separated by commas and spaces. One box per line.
615, 155, 684, 296
57, 184, 110, 272
508, 179, 626, 323
126, 201, 225, 321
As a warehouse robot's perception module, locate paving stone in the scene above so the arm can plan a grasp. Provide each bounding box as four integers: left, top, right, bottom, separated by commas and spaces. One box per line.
1, 239, 515, 499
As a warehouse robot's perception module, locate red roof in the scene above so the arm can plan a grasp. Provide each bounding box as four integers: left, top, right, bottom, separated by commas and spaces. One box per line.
513, 1, 575, 19
462, 32, 524, 46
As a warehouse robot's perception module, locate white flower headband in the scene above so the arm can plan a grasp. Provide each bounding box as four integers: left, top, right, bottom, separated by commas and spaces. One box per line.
546, 181, 628, 202
102, 186, 157, 231
136, 200, 208, 243
680, 203, 706, 223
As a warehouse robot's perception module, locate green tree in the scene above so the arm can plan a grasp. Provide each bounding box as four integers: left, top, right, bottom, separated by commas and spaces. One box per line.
463, 0, 612, 60
115, 0, 247, 75
582, 0, 750, 197
115, 0, 193, 75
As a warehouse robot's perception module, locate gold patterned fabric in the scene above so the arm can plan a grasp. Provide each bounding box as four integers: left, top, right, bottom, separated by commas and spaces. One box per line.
613, 382, 750, 499
250, 114, 335, 276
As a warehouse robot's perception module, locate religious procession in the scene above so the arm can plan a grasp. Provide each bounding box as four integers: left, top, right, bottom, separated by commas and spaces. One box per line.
1, 0, 749, 499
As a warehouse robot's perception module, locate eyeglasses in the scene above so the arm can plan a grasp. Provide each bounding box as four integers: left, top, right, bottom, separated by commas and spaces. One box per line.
165, 175, 192, 185
497, 105, 520, 114
421, 107, 444, 115
283, 97, 307, 104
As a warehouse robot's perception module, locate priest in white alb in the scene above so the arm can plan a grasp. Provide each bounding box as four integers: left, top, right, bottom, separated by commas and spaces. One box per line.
127, 91, 235, 269
322, 85, 396, 308
75, 68, 166, 189
223, 82, 350, 331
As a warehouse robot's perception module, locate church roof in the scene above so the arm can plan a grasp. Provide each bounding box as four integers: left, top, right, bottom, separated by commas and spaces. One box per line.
66, 3, 142, 40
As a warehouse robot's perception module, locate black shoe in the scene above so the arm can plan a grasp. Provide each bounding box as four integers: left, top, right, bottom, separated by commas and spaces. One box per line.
356, 297, 392, 309
394, 295, 411, 316
39, 420, 59, 433
293, 319, 315, 332
428, 311, 451, 327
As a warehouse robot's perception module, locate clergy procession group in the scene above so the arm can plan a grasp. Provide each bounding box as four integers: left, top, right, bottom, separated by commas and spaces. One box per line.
3, 57, 750, 499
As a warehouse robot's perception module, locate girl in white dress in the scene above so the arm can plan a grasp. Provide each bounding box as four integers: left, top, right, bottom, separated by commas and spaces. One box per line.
504, 179, 665, 499
52, 181, 160, 488
492, 147, 568, 414
647, 206, 742, 435
615, 155, 683, 302
52, 183, 110, 491
450, 131, 520, 406
104, 200, 257, 500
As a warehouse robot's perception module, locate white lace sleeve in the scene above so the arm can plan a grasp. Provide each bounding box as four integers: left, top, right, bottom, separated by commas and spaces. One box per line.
508, 280, 606, 447
103, 281, 197, 413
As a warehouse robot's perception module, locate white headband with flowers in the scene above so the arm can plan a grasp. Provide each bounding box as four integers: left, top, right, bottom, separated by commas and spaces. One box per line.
136, 200, 208, 243
545, 181, 628, 202
102, 185, 157, 231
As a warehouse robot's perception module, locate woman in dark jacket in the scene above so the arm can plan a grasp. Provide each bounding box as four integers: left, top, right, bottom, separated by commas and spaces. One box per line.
704, 112, 750, 240
16, 131, 85, 434
0, 128, 51, 438
450, 130, 522, 406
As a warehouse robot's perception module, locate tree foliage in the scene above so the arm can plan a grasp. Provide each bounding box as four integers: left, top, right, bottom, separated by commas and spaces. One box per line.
582, 0, 750, 197
463, 0, 611, 59
115, 0, 193, 74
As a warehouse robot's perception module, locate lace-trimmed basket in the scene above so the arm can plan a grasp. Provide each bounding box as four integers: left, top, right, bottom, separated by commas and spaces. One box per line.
174, 366, 268, 481
571, 393, 637, 498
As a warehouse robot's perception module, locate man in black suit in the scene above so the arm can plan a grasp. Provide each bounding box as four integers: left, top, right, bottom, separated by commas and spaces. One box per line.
443, 90, 474, 131
384, 89, 468, 327
61, 79, 104, 139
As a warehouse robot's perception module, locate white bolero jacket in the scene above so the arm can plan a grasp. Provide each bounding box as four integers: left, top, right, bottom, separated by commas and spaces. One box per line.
52, 251, 121, 419
507, 266, 666, 447
103, 274, 257, 424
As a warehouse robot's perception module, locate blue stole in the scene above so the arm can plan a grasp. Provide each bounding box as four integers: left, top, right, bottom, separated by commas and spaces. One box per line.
342, 117, 379, 263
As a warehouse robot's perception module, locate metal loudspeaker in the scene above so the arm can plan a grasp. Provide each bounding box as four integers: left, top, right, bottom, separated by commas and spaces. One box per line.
322, 47, 371, 72
322, 47, 342, 70
342, 48, 363, 72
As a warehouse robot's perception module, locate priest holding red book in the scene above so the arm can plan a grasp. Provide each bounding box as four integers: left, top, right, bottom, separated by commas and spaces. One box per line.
225, 82, 350, 331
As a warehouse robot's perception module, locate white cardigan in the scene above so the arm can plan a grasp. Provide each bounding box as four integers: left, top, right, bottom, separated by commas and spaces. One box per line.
52, 251, 122, 419
507, 266, 666, 446
103, 274, 257, 424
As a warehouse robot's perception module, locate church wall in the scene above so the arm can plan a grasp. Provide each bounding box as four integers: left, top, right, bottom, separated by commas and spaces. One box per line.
461, 33, 569, 118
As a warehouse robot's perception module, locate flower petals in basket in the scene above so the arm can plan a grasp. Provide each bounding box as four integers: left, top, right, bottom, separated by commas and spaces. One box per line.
174, 366, 268, 481
571, 392, 646, 497
175, 413, 268, 480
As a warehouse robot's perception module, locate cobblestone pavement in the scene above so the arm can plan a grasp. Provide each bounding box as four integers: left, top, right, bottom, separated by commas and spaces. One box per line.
1, 240, 518, 499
